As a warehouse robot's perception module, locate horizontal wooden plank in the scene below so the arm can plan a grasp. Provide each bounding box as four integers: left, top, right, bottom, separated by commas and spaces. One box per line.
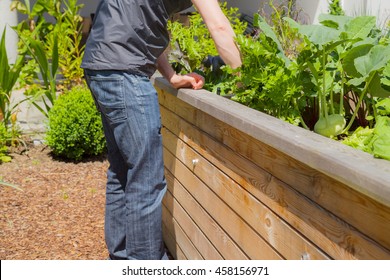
157, 87, 390, 255
162, 204, 203, 260
163, 189, 223, 260
163, 146, 283, 260
160, 102, 390, 259
164, 169, 249, 260
162, 222, 186, 260
163, 127, 329, 260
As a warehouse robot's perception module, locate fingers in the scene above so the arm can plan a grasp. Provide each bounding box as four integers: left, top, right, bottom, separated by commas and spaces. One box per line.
170, 73, 205, 90
186, 72, 205, 89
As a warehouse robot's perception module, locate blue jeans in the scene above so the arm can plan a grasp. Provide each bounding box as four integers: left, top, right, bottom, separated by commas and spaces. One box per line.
84, 69, 168, 260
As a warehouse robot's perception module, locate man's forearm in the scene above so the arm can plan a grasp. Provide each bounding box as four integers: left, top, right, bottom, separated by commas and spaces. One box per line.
156, 53, 176, 81
192, 0, 242, 69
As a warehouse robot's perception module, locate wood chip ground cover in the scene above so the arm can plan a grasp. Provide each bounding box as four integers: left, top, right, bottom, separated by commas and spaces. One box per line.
0, 141, 108, 260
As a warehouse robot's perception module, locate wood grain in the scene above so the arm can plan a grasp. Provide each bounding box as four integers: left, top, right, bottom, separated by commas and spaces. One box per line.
154, 79, 390, 260
163, 147, 283, 260
164, 170, 249, 259
157, 86, 390, 255
163, 188, 223, 259
162, 204, 202, 260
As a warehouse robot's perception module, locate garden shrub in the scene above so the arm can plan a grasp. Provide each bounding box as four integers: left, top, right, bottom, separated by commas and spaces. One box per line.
0, 122, 11, 163
45, 85, 106, 160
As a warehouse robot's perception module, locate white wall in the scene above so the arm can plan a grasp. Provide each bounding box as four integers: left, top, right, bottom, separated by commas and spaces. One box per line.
296, 0, 330, 24
342, 0, 366, 16
298, 0, 390, 26
363, 0, 390, 28
228, 0, 390, 26
0, 0, 19, 63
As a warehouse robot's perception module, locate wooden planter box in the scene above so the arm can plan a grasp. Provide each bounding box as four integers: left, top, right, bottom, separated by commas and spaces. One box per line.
152, 76, 390, 260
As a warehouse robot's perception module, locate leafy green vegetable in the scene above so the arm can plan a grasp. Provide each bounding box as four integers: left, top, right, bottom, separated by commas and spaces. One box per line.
169, 7, 390, 160
369, 116, 390, 160
343, 100, 390, 160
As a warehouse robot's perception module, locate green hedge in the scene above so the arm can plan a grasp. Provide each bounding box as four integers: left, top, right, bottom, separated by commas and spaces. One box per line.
45, 85, 106, 160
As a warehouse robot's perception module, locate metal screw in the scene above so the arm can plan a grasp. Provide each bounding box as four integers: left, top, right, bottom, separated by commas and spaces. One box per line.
301, 253, 310, 260
192, 159, 199, 167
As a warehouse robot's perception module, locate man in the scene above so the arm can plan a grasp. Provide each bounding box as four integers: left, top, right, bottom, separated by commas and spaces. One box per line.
82, 0, 241, 260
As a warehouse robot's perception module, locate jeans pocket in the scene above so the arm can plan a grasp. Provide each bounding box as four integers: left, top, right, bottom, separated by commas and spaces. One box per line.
88, 74, 127, 124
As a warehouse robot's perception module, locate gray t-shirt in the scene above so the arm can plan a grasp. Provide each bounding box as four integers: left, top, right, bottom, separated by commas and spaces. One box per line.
81, 0, 192, 77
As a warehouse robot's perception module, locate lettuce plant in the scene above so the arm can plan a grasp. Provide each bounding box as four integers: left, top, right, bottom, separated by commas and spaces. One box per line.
343, 99, 390, 160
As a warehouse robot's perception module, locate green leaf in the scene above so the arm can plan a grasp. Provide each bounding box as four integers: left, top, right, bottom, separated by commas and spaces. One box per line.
370, 116, 390, 160
307, 25, 342, 46
0, 29, 9, 91
376, 98, 390, 115
0, 27, 24, 99
348, 76, 365, 87
342, 126, 374, 152
342, 43, 373, 77
283, 17, 300, 30
31, 0, 48, 17
27, 38, 49, 85
368, 72, 390, 98
10, 1, 28, 14
318, 14, 352, 30
384, 61, 390, 75
254, 14, 289, 64
289, 20, 341, 46
355, 45, 390, 77
343, 16, 376, 40
51, 32, 59, 80
382, 61, 390, 85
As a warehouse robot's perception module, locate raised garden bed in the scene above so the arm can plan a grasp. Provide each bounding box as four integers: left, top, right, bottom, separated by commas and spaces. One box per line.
153, 76, 390, 260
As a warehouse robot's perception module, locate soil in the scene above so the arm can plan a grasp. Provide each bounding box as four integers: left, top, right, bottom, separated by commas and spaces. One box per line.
0, 137, 109, 260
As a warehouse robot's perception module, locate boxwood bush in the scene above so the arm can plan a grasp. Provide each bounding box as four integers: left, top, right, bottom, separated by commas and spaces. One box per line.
45, 85, 106, 160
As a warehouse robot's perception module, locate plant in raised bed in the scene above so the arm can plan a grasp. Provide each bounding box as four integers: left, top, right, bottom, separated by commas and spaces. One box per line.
167, 2, 247, 93
342, 98, 390, 159
235, 14, 390, 130
168, 8, 390, 160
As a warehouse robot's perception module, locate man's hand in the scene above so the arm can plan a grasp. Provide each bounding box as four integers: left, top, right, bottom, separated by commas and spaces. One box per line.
169, 72, 205, 90
157, 53, 205, 90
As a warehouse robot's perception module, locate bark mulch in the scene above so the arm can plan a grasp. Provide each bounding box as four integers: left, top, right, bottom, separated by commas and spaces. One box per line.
0, 139, 109, 260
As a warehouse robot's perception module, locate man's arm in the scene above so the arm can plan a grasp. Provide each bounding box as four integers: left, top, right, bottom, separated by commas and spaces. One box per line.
156, 52, 204, 89
191, 0, 242, 69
